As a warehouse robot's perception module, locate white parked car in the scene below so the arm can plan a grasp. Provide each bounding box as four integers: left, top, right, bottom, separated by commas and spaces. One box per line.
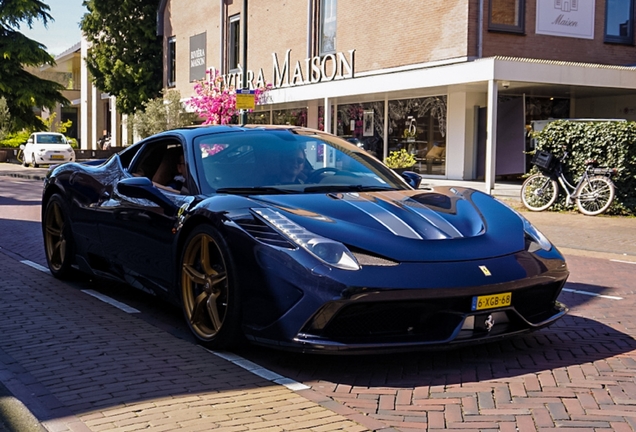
21, 132, 76, 167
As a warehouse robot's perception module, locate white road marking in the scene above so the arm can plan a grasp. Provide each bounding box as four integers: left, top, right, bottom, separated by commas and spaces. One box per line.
20, 260, 141, 313
610, 259, 636, 265
208, 349, 311, 391
20, 260, 50, 273
562, 288, 623, 300
81, 289, 140, 313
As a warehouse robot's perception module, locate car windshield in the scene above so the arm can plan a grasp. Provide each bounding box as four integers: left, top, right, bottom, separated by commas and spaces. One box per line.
193, 128, 409, 195
35, 134, 67, 144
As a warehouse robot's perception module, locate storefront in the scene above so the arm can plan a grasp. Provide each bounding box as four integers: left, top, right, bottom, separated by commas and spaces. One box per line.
239, 56, 636, 193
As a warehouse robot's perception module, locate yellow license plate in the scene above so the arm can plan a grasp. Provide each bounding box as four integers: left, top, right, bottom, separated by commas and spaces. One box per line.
471, 292, 511, 311
50, 154, 65, 160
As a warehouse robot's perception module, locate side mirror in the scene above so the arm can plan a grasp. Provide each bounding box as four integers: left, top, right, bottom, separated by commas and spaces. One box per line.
117, 177, 178, 216
401, 171, 422, 189
27, 139, 34, 144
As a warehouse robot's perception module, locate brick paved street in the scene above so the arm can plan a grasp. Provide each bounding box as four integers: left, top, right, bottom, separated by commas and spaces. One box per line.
1, 163, 636, 431
0, 248, 370, 432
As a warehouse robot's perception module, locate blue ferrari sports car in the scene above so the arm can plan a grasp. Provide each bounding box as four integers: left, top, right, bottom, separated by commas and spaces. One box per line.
41, 125, 568, 353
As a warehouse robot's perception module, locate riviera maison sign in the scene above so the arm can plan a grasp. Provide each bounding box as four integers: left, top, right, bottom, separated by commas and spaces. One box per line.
189, 33, 207, 81
214, 49, 355, 90
535, 0, 595, 39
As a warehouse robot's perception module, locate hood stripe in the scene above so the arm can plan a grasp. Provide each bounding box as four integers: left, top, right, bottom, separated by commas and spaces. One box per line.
344, 197, 423, 240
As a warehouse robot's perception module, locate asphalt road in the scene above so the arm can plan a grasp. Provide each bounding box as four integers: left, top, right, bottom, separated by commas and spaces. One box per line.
1, 173, 636, 431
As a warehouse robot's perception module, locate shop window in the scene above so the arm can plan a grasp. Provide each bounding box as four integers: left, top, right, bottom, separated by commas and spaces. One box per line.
167, 37, 176, 88
336, 102, 384, 159
489, 0, 525, 34
605, 0, 634, 44
320, 0, 337, 54
273, 108, 308, 127
388, 97, 447, 176
229, 15, 240, 71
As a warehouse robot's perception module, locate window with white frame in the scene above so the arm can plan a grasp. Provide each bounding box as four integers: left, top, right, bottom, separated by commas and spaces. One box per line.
320, 0, 337, 54
167, 36, 176, 87
229, 15, 240, 71
605, 0, 634, 44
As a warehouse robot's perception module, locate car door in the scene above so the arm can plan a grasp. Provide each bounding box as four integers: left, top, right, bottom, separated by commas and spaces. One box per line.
96, 136, 195, 294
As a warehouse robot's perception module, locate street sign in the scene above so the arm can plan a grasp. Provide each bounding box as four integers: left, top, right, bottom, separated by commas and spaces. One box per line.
236, 89, 256, 110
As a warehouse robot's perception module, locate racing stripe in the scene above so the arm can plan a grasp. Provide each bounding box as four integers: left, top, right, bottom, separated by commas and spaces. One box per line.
343, 194, 423, 239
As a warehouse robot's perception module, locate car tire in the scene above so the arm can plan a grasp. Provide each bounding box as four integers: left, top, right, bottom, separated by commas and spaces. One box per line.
180, 225, 243, 350
43, 194, 76, 279
32, 153, 39, 168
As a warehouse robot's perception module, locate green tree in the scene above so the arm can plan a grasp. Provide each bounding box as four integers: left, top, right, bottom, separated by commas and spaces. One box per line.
0, 97, 10, 141
131, 89, 197, 138
0, 0, 69, 131
81, 0, 162, 115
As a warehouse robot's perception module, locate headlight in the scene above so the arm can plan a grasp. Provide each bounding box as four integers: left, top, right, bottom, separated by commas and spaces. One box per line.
253, 208, 360, 271
522, 218, 552, 252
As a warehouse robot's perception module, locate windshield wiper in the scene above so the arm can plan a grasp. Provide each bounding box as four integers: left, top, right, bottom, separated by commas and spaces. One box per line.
303, 185, 399, 193
215, 187, 295, 195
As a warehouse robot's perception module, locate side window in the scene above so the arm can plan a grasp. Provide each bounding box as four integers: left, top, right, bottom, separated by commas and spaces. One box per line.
167, 36, 176, 87
319, 0, 337, 54
489, 0, 525, 34
229, 15, 240, 71
605, 0, 634, 44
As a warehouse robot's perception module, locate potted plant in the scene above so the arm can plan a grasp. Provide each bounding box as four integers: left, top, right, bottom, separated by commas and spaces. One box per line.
384, 149, 416, 173
402, 128, 417, 142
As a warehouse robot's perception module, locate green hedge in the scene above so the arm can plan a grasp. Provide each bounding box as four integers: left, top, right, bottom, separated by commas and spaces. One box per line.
0, 131, 30, 148
533, 120, 636, 216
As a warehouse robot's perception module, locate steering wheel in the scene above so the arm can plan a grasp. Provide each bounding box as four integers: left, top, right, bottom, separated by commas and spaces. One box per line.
305, 167, 344, 183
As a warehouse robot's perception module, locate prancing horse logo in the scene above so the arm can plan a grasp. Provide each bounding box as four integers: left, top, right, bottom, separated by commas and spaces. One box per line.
479, 265, 491, 276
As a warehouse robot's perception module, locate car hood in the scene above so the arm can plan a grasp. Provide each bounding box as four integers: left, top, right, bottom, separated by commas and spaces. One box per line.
249, 187, 526, 262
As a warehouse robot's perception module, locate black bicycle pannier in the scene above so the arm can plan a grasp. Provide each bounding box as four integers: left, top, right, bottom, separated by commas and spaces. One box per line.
531, 150, 557, 173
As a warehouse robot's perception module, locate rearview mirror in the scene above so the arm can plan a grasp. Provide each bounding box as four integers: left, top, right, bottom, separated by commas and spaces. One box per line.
401, 171, 422, 189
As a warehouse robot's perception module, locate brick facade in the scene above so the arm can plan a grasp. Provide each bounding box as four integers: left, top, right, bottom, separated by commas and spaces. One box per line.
162, 0, 635, 93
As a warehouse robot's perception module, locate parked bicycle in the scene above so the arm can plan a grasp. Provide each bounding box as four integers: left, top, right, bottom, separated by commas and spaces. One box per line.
521, 149, 617, 216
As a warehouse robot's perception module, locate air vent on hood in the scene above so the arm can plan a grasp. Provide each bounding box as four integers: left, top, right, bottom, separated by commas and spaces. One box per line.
236, 219, 294, 248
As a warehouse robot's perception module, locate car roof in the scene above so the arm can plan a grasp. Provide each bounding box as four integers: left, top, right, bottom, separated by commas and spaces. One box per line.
157, 124, 315, 139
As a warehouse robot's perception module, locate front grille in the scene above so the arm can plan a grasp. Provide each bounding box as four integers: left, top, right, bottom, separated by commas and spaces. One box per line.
308, 280, 565, 343
512, 281, 564, 323
318, 300, 466, 342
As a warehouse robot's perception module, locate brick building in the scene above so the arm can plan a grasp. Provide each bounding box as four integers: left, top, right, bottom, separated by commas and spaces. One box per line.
158, 0, 636, 189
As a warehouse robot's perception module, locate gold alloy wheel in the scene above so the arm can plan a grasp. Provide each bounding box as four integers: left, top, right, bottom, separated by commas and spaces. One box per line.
181, 232, 229, 340
44, 200, 67, 272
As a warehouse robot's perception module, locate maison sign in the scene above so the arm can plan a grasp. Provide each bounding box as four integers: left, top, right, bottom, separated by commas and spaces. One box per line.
212, 49, 355, 90
536, 0, 595, 39
189, 32, 207, 82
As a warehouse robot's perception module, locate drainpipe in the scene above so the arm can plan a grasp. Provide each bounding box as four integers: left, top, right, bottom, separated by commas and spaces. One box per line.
220, 0, 224, 73
241, 0, 248, 124
307, 0, 313, 58
478, 0, 483, 58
